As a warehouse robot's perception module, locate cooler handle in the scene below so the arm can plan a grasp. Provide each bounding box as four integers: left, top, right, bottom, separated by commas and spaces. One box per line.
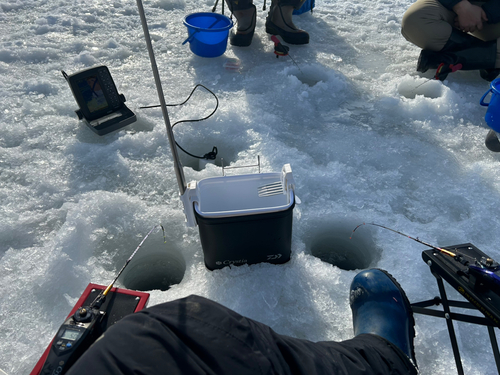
480, 89, 493, 107
181, 181, 199, 227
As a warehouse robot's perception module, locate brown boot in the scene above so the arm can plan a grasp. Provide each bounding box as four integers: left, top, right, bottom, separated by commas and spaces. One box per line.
265, 0, 309, 45
225, 1, 256, 46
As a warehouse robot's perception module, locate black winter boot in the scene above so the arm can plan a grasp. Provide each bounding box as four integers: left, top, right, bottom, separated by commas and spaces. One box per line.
480, 68, 500, 82
417, 29, 498, 81
485, 129, 500, 152
265, 0, 309, 45
350, 268, 417, 368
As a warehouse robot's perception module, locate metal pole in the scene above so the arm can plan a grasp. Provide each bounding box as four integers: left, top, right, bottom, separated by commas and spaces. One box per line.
136, 0, 187, 195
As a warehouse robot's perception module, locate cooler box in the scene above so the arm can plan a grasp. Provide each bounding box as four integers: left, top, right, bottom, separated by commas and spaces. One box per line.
181, 164, 295, 270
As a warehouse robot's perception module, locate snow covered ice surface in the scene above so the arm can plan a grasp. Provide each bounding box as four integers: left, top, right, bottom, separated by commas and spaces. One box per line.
1, 0, 500, 374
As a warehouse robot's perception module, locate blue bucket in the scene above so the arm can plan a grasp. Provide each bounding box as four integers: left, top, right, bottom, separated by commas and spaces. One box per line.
293, 0, 315, 15
480, 78, 500, 132
183, 13, 233, 58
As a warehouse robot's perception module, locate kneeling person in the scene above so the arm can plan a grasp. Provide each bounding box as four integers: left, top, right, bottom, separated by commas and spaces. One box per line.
402, 0, 500, 81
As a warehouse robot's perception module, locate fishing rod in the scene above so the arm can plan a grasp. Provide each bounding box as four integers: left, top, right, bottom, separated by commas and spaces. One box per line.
351, 222, 500, 293
411, 62, 463, 93
271, 36, 304, 75
41, 224, 165, 375
350, 222, 457, 257
412, 78, 434, 93
91, 224, 165, 309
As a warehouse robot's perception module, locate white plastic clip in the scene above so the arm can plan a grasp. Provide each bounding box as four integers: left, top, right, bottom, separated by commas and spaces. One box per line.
180, 180, 199, 227
281, 164, 295, 194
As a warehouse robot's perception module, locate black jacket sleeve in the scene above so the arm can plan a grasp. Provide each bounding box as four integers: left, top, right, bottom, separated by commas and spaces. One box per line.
438, 0, 462, 10
482, 0, 500, 24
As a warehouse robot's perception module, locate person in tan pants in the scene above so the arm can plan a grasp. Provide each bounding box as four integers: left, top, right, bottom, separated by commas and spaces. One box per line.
401, 0, 500, 81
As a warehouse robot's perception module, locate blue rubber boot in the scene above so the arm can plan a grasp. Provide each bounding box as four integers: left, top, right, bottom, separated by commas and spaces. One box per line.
350, 268, 417, 367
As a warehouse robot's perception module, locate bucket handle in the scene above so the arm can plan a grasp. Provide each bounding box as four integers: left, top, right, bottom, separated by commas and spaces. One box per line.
182, 19, 221, 45
480, 88, 493, 107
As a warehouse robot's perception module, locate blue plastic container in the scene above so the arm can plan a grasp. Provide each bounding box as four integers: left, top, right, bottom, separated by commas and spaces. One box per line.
183, 13, 233, 58
293, 0, 315, 15
480, 78, 500, 132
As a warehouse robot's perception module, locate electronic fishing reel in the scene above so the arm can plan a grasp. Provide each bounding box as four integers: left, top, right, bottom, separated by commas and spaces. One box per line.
40, 306, 105, 375
467, 256, 500, 294
445, 249, 500, 294
422, 243, 500, 326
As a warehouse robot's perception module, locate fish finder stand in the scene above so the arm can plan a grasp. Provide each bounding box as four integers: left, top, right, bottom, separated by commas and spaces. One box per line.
411, 244, 500, 375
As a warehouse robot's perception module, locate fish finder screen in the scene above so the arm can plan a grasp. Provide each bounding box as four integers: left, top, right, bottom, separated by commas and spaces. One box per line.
77, 75, 109, 113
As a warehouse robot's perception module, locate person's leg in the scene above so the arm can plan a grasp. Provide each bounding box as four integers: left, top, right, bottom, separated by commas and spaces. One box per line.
402, 0, 500, 48
67, 295, 284, 375
68, 293, 416, 375
401, 0, 455, 51
471, 14, 500, 77
402, 0, 500, 80
226, 0, 253, 10
225, 0, 256, 46
270, 331, 417, 374
418, 29, 498, 80
266, 0, 309, 45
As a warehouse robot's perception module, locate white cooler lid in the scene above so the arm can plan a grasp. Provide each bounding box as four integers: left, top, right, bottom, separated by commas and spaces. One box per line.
195, 172, 294, 218
181, 164, 295, 225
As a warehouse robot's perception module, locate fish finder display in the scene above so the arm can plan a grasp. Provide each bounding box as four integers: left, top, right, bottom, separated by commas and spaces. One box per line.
63, 65, 136, 135
77, 75, 109, 113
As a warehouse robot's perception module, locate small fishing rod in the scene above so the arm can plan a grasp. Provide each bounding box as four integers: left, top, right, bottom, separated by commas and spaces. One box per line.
412, 78, 434, 93
411, 62, 463, 93
91, 224, 165, 309
352, 222, 500, 297
350, 222, 457, 257
271, 36, 304, 75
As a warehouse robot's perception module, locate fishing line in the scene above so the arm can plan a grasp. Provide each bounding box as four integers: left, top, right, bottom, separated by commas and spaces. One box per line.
410, 62, 463, 93
271, 35, 304, 75
350, 222, 476, 261
140, 84, 219, 160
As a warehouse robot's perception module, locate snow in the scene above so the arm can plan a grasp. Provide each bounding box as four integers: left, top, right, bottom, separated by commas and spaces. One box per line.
1, 0, 499, 374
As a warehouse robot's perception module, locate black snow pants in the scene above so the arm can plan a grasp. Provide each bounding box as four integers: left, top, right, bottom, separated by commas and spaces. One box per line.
67, 295, 417, 375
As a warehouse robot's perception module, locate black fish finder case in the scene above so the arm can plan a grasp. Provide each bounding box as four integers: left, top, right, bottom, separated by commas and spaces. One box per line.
63, 65, 136, 135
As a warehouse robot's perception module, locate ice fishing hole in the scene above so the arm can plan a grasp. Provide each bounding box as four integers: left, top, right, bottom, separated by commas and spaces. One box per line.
288, 65, 328, 87
305, 221, 381, 270
296, 73, 321, 87
119, 248, 186, 292
398, 79, 443, 99
179, 144, 241, 171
